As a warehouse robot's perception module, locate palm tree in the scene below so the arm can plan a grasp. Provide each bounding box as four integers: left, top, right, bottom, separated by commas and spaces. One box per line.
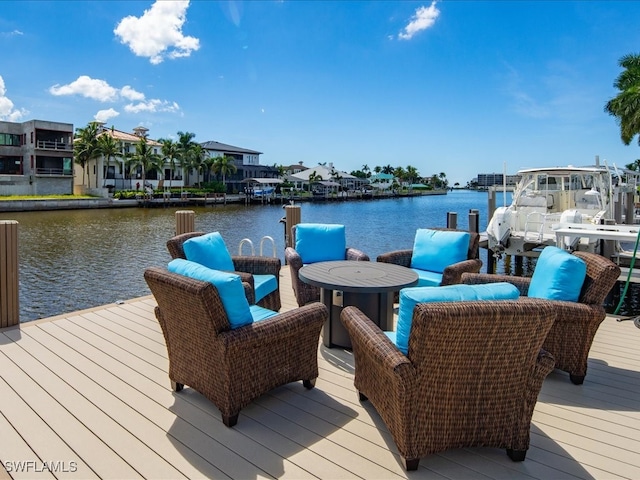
176, 131, 197, 186
190, 144, 207, 187
73, 122, 101, 188
124, 137, 162, 192
406, 165, 419, 185
362, 164, 370, 178
159, 138, 180, 192
211, 155, 238, 193
96, 130, 122, 189
605, 53, 640, 145
626, 159, 640, 171
382, 164, 394, 175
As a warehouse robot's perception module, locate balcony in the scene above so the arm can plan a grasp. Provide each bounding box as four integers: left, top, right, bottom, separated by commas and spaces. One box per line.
36, 140, 72, 151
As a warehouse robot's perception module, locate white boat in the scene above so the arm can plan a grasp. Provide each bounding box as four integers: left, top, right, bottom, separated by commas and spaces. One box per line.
486, 165, 639, 257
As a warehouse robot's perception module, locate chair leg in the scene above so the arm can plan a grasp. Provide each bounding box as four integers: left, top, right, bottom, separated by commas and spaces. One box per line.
171, 381, 184, 392
570, 373, 585, 385
405, 458, 420, 471
303, 378, 316, 389
507, 449, 527, 462
358, 391, 368, 402
223, 413, 239, 428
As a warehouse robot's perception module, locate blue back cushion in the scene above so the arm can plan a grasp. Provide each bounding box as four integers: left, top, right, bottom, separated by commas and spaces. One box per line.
253, 274, 278, 303
167, 259, 252, 329
183, 232, 235, 272
410, 229, 470, 274
295, 224, 346, 263
395, 283, 520, 355
528, 246, 587, 302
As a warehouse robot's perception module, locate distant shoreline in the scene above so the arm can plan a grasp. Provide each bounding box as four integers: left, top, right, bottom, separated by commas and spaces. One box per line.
0, 189, 451, 212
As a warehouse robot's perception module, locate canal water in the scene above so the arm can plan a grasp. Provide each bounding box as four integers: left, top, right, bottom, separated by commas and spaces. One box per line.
4, 189, 636, 322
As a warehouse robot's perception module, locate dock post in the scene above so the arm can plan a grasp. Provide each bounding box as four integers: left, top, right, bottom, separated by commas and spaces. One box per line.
625, 191, 634, 225
0, 220, 19, 327
175, 210, 195, 235
446, 212, 458, 229
284, 205, 301, 249
469, 209, 480, 258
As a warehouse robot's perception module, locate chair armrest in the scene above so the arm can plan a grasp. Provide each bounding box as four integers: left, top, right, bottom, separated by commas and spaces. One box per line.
284, 247, 303, 269
461, 272, 531, 296
232, 255, 281, 277
220, 302, 328, 350
441, 259, 483, 285
243, 282, 255, 305
345, 248, 370, 261
376, 250, 413, 268
340, 306, 413, 374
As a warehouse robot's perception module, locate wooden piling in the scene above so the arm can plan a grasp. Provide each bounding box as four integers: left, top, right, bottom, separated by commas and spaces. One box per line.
446, 212, 458, 229
0, 220, 19, 327
284, 205, 301, 248
175, 210, 195, 235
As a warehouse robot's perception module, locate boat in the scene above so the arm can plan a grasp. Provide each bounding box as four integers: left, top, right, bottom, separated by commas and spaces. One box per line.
486, 164, 639, 257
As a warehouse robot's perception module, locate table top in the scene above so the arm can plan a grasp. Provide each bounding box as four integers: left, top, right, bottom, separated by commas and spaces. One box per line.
299, 260, 418, 293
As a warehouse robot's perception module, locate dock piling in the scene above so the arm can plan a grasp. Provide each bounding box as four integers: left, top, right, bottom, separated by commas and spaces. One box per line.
0, 220, 19, 327
175, 210, 195, 235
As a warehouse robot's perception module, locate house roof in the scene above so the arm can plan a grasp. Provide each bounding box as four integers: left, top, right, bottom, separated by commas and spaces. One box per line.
97, 127, 162, 146
290, 165, 356, 181
200, 140, 262, 155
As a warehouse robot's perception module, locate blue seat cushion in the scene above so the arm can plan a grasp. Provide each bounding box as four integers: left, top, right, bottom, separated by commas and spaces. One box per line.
253, 274, 278, 303
528, 246, 587, 302
410, 229, 470, 274
183, 232, 235, 272
295, 223, 346, 263
167, 258, 252, 329
411, 268, 443, 287
250, 305, 279, 322
395, 283, 520, 355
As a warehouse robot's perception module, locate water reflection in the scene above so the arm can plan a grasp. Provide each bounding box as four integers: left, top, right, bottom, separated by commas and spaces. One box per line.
5, 190, 638, 321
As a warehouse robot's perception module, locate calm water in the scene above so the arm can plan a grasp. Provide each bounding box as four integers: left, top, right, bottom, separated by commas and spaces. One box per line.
5, 190, 634, 321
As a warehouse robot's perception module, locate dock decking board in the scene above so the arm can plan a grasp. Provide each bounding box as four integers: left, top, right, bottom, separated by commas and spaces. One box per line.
1, 269, 640, 479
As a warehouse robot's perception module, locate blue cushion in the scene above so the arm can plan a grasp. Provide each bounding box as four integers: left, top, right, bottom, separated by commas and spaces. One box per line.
250, 305, 279, 322
295, 224, 346, 263
167, 259, 252, 329
395, 283, 520, 355
528, 246, 587, 302
183, 232, 235, 272
253, 274, 278, 303
411, 269, 443, 287
410, 229, 470, 274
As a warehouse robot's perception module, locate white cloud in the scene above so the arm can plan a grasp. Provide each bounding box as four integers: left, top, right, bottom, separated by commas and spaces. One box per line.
114, 0, 200, 65
0, 75, 28, 121
49, 75, 120, 102
1, 30, 23, 38
124, 99, 180, 114
398, 1, 440, 41
120, 85, 145, 101
95, 108, 120, 123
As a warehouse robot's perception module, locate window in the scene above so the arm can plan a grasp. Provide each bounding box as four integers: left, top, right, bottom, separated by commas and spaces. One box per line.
0, 133, 22, 146
0, 156, 22, 174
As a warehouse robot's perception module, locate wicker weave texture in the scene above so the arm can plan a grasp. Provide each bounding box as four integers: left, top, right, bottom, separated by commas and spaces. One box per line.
167, 231, 282, 311
340, 300, 556, 465
461, 250, 621, 383
144, 267, 327, 424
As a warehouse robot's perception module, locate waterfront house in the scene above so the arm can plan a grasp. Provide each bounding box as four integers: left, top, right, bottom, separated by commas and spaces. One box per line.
0, 119, 74, 196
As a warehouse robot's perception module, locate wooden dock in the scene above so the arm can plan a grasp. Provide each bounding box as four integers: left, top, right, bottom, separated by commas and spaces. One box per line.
1, 269, 639, 479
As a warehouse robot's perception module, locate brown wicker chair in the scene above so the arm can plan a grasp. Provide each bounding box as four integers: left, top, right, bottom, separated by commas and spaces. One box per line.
144, 266, 327, 427
167, 231, 282, 311
462, 250, 621, 385
376, 227, 482, 286
284, 224, 370, 307
340, 300, 556, 471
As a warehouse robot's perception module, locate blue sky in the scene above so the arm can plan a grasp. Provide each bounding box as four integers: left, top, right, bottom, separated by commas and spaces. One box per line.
1, 1, 640, 186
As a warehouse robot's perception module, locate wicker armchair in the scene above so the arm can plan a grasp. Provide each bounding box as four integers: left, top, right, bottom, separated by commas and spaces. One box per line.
340, 300, 556, 471
167, 231, 282, 311
462, 250, 621, 385
144, 266, 327, 427
376, 227, 482, 286
284, 225, 370, 307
